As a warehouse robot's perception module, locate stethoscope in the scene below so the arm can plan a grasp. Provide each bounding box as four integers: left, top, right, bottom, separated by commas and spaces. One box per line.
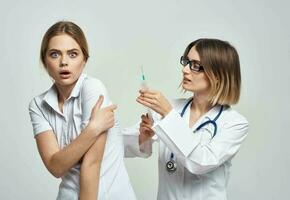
166, 98, 224, 173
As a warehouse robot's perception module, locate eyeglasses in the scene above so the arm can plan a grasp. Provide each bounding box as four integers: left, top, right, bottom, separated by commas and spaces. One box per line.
180, 56, 204, 72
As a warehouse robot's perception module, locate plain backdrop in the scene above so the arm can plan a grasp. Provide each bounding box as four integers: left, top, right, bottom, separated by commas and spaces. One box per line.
0, 0, 289, 199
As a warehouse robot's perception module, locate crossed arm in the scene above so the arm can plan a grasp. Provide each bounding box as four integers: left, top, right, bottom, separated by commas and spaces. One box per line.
79, 132, 107, 200
34, 95, 116, 199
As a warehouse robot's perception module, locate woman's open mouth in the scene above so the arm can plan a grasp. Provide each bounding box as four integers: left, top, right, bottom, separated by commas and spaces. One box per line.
183, 77, 191, 82
59, 71, 71, 79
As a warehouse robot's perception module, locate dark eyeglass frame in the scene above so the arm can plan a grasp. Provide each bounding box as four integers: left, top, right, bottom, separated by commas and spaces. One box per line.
180, 56, 204, 72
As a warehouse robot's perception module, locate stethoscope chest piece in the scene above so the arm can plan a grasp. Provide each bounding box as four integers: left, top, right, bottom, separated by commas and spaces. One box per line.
165, 98, 224, 174
166, 160, 177, 172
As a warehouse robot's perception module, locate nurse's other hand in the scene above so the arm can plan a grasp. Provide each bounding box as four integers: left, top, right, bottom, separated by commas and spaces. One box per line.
137, 89, 172, 118
89, 95, 117, 135
139, 113, 154, 145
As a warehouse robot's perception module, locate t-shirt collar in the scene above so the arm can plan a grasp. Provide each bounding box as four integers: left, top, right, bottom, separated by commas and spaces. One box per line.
42, 73, 87, 113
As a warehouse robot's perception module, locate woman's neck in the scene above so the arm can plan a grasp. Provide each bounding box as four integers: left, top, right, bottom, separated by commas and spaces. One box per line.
188, 94, 212, 128
55, 83, 75, 104
190, 94, 212, 116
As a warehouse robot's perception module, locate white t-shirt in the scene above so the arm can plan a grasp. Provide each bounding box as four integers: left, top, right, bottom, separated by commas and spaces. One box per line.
29, 74, 136, 200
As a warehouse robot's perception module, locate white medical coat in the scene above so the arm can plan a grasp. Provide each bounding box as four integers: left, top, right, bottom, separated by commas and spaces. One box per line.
123, 98, 249, 200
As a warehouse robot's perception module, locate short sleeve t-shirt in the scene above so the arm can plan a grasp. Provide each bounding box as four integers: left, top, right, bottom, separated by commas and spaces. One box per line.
29, 74, 136, 200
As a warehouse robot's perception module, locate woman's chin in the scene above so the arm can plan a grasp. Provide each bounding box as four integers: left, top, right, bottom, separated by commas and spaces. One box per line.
182, 84, 191, 91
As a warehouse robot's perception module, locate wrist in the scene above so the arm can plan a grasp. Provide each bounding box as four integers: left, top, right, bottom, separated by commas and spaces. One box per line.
86, 122, 102, 137
139, 134, 144, 145
161, 107, 172, 118
139, 134, 149, 145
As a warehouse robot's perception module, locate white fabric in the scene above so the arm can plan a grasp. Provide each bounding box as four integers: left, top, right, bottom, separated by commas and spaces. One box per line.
124, 98, 249, 200
29, 74, 136, 200
122, 123, 155, 158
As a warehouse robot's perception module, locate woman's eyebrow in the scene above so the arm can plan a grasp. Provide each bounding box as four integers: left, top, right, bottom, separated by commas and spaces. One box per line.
67, 48, 80, 52
47, 48, 80, 52
47, 48, 61, 52
189, 58, 201, 63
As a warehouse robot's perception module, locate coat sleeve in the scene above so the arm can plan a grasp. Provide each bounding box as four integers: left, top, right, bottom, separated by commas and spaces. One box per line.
152, 108, 249, 174
122, 109, 162, 158
122, 123, 154, 158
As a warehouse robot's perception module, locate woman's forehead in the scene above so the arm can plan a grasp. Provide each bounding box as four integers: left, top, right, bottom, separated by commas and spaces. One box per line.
48, 34, 81, 50
187, 46, 200, 61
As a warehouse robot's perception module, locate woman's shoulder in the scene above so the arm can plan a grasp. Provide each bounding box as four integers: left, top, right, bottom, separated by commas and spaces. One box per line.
81, 74, 109, 95
222, 106, 249, 126
82, 75, 106, 89
170, 98, 191, 111
28, 88, 52, 109
80, 74, 111, 104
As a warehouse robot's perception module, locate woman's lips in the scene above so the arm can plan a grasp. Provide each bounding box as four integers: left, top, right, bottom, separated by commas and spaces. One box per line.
183, 77, 191, 82
59, 71, 71, 79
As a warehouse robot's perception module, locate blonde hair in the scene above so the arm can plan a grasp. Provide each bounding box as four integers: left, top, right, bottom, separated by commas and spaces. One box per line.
183, 38, 241, 105
40, 21, 89, 66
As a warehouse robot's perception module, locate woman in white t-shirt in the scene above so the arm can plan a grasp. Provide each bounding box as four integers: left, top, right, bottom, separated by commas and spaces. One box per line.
29, 21, 136, 200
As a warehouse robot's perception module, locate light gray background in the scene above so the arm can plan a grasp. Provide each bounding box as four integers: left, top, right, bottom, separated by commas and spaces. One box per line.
0, 0, 289, 199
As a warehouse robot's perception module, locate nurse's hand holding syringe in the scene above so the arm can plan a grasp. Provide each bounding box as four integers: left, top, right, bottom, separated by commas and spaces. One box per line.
137, 66, 173, 118
138, 88, 173, 118
137, 85, 173, 145
138, 112, 155, 146
137, 66, 155, 145
139, 66, 153, 120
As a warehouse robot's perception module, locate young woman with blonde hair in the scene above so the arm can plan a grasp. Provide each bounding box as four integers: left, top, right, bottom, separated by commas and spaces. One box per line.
29, 21, 136, 200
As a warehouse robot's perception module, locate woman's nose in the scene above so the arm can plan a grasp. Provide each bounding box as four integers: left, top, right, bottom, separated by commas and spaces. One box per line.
182, 64, 191, 73
60, 56, 68, 67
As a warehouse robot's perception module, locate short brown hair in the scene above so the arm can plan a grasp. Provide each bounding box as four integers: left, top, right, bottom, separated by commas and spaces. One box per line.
40, 21, 89, 66
183, 38, 241, 105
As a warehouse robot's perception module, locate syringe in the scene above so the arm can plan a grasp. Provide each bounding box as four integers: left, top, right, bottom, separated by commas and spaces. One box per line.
140, 66, 153, 120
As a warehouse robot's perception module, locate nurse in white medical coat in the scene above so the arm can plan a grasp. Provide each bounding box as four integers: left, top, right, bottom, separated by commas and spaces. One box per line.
124, 38, 249, 200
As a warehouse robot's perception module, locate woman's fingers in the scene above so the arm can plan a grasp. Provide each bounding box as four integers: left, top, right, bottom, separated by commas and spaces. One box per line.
106, 104, 117, 112
138, 91, 159, 103
141, 114, 153, 125
139, 113, 155, 137
140, 122, 153, 129
140, 118, 152, 126
141, 127, 153, 133
139, 88, 158, 94
136, 97, 153, 109
139, 90, 163, 105
91, 95, 104, 117
94, 95, 104, 109
140, 92, 156, 99
141, 113, 150, 120
138, 89, 171, 117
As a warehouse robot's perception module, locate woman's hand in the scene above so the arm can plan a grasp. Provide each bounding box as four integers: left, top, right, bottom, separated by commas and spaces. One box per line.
88, 95, 117, 135
139, 113, 154, 145
136, 89, 172, 118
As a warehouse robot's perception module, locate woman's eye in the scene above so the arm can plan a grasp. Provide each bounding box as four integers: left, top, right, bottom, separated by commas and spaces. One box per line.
69, 52, 78, 58
193, 64, 201, 70
50, 52, 59, 58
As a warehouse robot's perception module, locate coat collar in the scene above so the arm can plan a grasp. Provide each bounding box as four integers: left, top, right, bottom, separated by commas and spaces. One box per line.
180, 98, 225, 132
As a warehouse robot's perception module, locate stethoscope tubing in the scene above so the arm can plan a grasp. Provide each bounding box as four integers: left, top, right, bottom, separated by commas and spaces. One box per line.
168, 98, 224, 164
